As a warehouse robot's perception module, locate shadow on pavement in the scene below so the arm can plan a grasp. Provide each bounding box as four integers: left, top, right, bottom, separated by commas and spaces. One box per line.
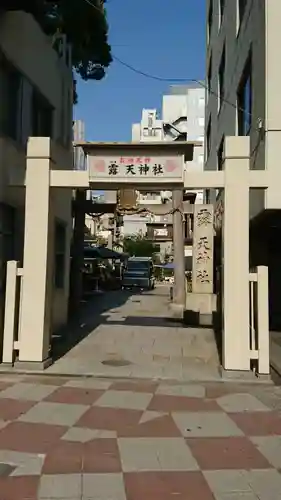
50, 289, 133, 362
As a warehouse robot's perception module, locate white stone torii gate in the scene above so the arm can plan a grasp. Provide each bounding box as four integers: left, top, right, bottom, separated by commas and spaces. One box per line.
2, 135, 271, 376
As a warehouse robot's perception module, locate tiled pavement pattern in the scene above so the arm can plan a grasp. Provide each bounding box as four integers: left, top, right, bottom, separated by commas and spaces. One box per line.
0, 376, 281, 498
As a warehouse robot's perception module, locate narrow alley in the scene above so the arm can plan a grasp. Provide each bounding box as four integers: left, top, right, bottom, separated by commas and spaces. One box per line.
48, 285, 220, 381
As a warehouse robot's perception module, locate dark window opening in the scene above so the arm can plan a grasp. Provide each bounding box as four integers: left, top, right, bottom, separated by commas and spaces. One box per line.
218, 46, 226, 112
32, 90, 53, 137
207, 0, 213, 43
217, 137, 224, 170
238, 0, 247, 25
206, 119, 211, 158
207, 57, 212, 97
54, 221, 66, 289
237, 53, 252, 136
220, 0, 225, 23
0, 55, 22, 141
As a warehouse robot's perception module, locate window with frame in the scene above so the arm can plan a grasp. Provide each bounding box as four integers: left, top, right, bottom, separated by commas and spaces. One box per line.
218, 46, 226, 112
207, 0, 213, 43
54, 221, 66, 289
207, 56, 212, 98
238, 0, 247, 26
0, 55, 22, 141
217, 136, 224, 170
206, 119, 211, 158
237, 53, 252, 136
220, 0, 225, 24
32, 89, 53, 137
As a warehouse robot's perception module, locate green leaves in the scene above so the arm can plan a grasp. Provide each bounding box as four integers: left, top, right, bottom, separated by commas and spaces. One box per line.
123, 235, 159, 259
2, 0, 112, 80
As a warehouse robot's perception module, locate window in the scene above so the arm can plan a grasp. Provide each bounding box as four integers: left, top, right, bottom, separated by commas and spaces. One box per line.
206, 119, 211, 158
220, 0, 225, 24
54, 221, 66, 289
218, 46, 226, 112
217, 136, 224, 170
205, 189, 211, 204
237, 53, 252, 135
0, 55, 22, 141
207, 0, 213, 43
32, 89, 53, 137
199, 117, 204, 127
238, 0, 247, 25
207, 57, 212, 97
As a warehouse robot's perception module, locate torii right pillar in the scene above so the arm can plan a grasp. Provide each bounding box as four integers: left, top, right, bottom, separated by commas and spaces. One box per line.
222, 136, 251, 373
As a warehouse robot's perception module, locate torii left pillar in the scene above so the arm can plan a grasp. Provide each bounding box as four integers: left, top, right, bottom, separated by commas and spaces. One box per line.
16, 138, 54, 368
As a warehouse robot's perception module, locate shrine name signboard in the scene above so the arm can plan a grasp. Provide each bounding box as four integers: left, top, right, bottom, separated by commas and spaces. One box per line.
88, 154, 184, 186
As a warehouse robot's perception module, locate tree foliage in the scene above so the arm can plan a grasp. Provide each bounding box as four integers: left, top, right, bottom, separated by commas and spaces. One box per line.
123, 234, 159, 259
1, 0, 112, 81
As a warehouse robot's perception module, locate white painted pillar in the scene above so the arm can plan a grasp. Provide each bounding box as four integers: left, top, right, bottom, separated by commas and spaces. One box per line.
222, 137, 250, 372
17, 138, 54, 367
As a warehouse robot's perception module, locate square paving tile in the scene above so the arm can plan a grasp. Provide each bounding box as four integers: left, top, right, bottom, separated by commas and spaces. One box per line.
39, 473, 81, 499
156, 384, 206, 398
82, 473, 126, 500
118, 437, 199, 471
0, 398, 35, 421
124, 471, 214, 500
0, 475, 39, 500
172, 412, 244, 437
186, 436, 271, 470
76, 406, 142, 433
230, 411, 281, 436
94, 390, 153, 410
217, 394, 270, 413
148, 394, 221, 412
19, 401, 89, 426
251, 436, 281, 468
45, 387, 104, 405
0, 383, 57, 401
0, 421, 67, 453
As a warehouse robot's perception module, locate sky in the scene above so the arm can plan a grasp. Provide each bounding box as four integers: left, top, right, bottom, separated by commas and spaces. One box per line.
74, 0, 206, 142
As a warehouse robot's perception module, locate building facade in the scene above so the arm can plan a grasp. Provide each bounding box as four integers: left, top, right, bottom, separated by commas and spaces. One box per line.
205, 0, 281, 328
0, 10, 73, 341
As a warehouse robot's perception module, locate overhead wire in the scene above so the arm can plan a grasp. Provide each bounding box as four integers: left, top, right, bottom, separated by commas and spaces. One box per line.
81, 0, 252, 118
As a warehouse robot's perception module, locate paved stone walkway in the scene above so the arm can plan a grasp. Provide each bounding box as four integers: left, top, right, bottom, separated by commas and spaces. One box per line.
48, 286, 220, 381
1, 374, 281, 498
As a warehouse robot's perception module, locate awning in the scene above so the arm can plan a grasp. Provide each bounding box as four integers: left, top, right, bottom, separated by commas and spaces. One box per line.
83, 246, 127, 260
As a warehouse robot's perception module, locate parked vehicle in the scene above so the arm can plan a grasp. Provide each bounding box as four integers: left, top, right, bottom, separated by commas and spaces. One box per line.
121, 257, 155, 290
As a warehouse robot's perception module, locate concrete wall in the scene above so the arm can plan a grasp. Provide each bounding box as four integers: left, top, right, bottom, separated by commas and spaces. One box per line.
0, 11, 73, 333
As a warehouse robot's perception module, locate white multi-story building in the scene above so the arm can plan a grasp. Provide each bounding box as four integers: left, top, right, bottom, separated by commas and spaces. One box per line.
125, 86, 205, 238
